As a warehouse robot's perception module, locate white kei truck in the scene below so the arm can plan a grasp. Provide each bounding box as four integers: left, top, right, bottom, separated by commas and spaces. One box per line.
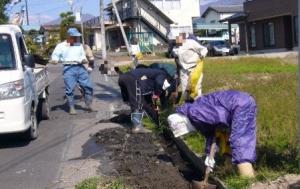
0, 25, 50, 140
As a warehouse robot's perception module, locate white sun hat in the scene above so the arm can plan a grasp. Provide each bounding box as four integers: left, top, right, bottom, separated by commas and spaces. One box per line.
167, 113, 196, 137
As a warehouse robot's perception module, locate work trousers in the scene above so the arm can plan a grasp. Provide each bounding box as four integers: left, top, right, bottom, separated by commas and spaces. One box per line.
63, 64, 93, 107
180, 66, 203, 100
118, 73, 158, 124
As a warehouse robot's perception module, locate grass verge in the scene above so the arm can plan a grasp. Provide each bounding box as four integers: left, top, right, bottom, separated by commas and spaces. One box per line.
75, 177, 130, 189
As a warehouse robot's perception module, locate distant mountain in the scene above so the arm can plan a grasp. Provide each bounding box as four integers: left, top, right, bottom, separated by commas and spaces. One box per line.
43, 14, 95, 26
201, 0, 245, 16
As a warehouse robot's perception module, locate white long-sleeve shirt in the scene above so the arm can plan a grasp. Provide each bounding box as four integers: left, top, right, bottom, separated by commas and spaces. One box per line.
174, 39, 208, 71
51, 41, 87, 64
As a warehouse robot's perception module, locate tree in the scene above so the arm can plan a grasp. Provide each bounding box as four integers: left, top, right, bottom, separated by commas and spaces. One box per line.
59, 11, 75, 41
0, 0, 10, 24
25, 29, 40, 54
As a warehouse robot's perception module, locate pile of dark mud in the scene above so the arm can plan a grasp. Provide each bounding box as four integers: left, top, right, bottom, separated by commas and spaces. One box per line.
94, 127, 198, 189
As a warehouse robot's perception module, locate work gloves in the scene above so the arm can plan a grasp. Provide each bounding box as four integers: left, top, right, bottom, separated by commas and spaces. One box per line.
205, 156, 215, 172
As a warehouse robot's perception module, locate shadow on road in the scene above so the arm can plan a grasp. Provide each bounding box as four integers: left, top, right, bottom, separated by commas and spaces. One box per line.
0, 134, 30, 149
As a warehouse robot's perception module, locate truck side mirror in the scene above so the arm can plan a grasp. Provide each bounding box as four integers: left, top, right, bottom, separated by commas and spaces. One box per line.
33, 54, 47, 65
24, 54, 35, 68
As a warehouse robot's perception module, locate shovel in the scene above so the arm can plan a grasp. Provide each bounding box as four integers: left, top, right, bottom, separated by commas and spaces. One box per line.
192, 139, 217, 189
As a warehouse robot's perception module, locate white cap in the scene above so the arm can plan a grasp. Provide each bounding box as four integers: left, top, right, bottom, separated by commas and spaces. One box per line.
167, 113, 196, 137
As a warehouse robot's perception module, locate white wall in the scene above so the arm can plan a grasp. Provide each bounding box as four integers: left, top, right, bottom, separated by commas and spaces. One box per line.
203, 11, 235, 23
220, 13, 235, 20
150, 0, 200, 39
203, 10, 220, 23
94, 30, 102, 50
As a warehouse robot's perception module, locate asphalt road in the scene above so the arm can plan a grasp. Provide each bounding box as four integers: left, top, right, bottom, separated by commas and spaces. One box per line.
0, 64, 122, 189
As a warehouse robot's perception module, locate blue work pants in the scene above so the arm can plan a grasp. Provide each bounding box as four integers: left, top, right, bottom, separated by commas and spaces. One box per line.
63, 65, 93, 107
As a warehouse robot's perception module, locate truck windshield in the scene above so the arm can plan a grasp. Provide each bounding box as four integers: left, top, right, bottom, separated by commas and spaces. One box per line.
0, 34, 15, 70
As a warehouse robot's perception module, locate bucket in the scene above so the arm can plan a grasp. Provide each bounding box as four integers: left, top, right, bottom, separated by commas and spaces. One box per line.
131, 111, 144, 126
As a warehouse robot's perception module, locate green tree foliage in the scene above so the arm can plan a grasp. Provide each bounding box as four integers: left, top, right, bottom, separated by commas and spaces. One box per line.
59, 11, 75, 41
44, 36, 59, 58
24, 29, 40, 54
0, 0, 10, 24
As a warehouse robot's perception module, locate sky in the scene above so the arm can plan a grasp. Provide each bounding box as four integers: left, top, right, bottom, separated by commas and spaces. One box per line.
6, 0, 226, 25
7, 0, 110, 25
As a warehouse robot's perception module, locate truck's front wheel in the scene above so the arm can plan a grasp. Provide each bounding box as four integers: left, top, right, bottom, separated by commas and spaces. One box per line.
24, 107, 38, 140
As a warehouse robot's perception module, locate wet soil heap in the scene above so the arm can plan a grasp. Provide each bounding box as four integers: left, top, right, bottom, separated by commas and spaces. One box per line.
94, 127, 193, 189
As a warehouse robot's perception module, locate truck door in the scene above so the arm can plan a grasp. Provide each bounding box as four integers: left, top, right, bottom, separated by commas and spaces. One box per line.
16, 33, 36, 118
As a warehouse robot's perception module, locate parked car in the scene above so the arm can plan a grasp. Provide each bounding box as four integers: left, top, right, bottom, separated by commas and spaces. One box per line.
206, 40, 237, 56
0, 25, 50, 140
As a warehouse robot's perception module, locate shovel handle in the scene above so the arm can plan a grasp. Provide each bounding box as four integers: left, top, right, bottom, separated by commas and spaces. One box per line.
203, 139, 216, 184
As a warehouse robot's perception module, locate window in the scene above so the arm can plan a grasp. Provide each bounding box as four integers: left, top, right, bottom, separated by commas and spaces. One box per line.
121, 0, 132, 19
263, 22, 275, 47
250, 25, 256, 47
16, 33, 27, 63
294, 16, 298, 44
0, 34, 16, 70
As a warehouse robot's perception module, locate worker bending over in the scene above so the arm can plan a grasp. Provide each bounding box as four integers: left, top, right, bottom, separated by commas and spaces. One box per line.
168, 90, 257, 177
118, 67, 175, 133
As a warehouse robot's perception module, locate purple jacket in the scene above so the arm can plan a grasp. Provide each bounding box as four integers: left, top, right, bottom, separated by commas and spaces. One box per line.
176, 90, 257, 164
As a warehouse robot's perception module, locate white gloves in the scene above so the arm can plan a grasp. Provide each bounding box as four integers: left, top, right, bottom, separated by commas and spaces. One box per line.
162, 79, 171, 90
87, 67, 93, 73
200, 46, 208, 59
205, 156, 215, 171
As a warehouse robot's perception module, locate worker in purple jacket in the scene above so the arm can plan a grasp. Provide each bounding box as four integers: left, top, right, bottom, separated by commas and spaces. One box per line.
176, 90, 257, 177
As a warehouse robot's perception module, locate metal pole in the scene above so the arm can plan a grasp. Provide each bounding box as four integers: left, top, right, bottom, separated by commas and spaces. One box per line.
100, 0, 107, 61
80, 7, 85, 44
111, 0, 133, 63
244, 21, 249, 54
68, 0, 73, 12
25, 0, 29, 25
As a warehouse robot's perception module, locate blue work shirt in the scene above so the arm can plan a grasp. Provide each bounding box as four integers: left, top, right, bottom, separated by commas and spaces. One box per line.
51, 41, 87, 64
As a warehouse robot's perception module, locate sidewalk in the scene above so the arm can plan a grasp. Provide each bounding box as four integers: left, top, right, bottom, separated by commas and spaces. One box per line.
54, 71, 129, 189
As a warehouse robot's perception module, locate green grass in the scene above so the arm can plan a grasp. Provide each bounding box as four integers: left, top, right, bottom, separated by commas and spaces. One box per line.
75, 177, 130, 189
75, 177, 100, 189
183, 132, 206, 155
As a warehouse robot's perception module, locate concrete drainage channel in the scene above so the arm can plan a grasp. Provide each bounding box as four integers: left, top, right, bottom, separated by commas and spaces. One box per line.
94, 104, 227, 189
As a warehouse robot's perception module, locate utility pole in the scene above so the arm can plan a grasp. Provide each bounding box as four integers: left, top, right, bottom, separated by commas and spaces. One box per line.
111, 0, 133, 65
25, 0, 29, 25
80, 7, 85, 44
67, 0, 73, 12
100, 0, 107, 62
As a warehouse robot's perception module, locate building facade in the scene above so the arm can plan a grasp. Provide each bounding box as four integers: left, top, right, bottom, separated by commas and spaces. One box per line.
232, 0, 298, 52
199, 5, 243, 44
